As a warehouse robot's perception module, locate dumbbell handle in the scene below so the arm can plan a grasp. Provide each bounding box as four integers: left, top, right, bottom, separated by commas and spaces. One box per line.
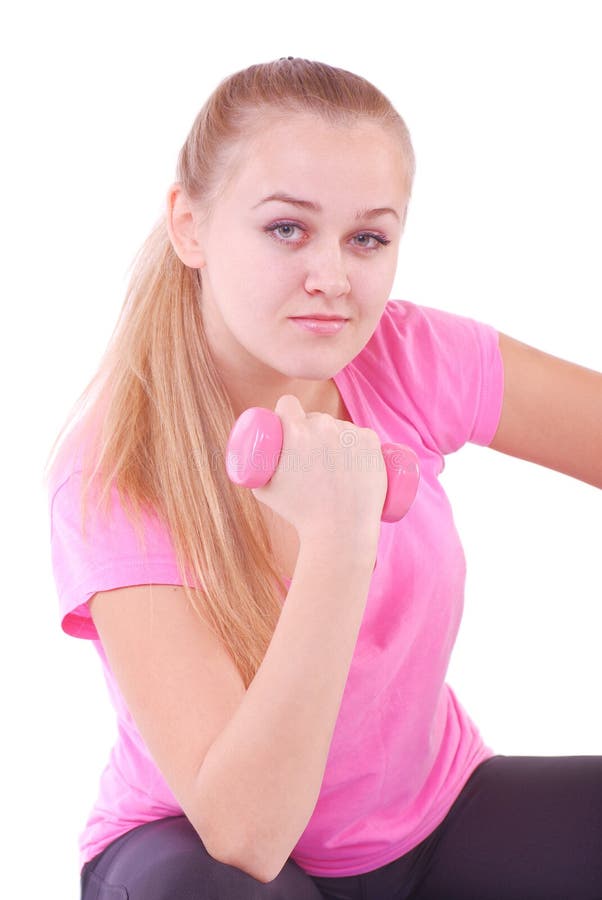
225, 407, 420, 523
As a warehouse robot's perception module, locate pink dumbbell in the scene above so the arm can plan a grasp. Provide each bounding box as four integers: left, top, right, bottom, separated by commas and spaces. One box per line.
225, 407, 420, 523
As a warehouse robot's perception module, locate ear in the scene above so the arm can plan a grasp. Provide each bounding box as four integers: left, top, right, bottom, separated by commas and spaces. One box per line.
165, 183, 206, 268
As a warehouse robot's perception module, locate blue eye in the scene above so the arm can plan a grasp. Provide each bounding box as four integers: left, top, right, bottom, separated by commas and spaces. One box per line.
265, 222, 305, 243
353, 233, 391, 250
264, 221, 391, 251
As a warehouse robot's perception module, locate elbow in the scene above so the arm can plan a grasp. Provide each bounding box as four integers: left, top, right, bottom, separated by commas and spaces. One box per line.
198, 819, 287, 885
191, 765, 301, 884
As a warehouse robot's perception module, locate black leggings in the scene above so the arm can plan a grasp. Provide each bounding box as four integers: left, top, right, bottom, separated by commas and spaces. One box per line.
81, 755, 602, 900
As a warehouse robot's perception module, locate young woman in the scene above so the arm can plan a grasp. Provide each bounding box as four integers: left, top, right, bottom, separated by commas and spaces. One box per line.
45, 58, 602, 900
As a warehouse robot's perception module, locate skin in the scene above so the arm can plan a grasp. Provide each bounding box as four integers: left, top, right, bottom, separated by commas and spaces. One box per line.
167, 111, 602, 489
167, 113, 409, 419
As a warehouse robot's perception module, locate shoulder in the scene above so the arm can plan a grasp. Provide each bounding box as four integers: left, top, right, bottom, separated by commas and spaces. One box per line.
354, 299, 504, 453
360, 298, 499, 381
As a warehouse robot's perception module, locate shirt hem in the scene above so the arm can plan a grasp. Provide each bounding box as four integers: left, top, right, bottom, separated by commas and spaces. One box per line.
292, 744, 495, 878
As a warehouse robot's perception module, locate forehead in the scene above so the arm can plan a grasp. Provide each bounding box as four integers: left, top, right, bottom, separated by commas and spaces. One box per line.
223, 113, 409, 208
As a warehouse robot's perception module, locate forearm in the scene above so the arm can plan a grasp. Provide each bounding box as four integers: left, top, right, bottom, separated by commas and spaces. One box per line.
193, 537, 377, 882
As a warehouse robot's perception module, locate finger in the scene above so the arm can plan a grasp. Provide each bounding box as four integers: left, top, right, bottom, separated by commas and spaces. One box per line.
274, 394, 307, 420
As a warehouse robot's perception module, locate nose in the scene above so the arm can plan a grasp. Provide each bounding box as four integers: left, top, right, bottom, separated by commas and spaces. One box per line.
304, 242, 351, 298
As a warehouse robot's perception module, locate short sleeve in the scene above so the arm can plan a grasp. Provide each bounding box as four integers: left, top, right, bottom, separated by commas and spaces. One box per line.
374, 300, 504, 455
48, 470, 187, 640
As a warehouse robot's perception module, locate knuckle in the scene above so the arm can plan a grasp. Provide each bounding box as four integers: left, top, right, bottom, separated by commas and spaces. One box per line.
360, 426, 379, 443
314, 413, 336, 432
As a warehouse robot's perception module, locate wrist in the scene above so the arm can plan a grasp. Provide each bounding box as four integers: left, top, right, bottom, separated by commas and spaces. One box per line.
298, 529, 379, 569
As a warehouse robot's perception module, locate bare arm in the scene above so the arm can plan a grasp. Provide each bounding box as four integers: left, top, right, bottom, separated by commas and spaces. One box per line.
489, 333, 602, 487
196, 536, 376, 881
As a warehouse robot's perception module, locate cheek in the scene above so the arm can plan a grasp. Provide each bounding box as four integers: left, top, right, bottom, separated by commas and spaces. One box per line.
350, 257, 396, 298
230, 237, 302, 288
242, 256, 304, 312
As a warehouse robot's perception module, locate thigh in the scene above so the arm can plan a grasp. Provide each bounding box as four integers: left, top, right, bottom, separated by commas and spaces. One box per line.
412, 754, 602, 900
80, 815, 325, 900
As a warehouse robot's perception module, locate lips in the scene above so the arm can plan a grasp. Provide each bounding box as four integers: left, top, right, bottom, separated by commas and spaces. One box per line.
290, 315, 348, 321
290, 317, 348, 334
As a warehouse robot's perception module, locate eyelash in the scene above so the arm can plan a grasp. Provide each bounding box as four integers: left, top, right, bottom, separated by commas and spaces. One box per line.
264, 221, 391, 251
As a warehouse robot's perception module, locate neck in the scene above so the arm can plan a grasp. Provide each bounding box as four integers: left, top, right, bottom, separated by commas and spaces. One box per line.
228, 378, 339, 421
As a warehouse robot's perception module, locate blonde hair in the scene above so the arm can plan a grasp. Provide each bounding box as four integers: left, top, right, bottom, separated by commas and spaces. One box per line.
43, 58, 415, 688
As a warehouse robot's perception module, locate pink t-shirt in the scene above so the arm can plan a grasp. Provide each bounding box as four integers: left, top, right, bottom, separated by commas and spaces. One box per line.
48, 299, 504, 877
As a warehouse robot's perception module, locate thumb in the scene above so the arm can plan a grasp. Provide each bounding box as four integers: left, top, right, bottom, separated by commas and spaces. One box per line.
274, 394, 307, 421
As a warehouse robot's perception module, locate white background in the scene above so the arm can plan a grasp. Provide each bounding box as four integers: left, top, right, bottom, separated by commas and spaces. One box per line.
1, 1, 600, 896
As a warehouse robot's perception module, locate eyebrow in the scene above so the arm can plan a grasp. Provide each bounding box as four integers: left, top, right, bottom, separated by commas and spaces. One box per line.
253, 192, 400, 222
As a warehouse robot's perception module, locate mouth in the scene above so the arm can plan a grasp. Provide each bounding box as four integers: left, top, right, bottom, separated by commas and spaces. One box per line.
289, 316, 349, 334
289, 315, 349, 321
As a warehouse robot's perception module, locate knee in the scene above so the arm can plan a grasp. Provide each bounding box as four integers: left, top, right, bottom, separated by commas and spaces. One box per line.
84, 817, 320, 900
127, 838, 319, 899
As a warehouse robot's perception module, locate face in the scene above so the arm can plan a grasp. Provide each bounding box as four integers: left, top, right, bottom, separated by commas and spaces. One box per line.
194, 113, 410, 414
